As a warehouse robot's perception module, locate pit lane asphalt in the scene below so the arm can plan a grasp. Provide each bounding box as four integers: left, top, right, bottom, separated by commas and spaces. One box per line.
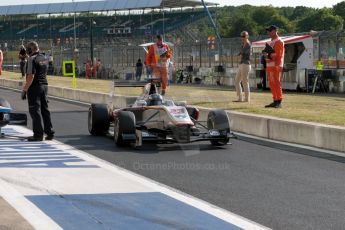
2, 87, 345, 230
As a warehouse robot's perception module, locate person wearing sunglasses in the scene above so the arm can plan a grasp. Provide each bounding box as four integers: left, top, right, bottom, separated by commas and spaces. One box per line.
234, 31, 251, 102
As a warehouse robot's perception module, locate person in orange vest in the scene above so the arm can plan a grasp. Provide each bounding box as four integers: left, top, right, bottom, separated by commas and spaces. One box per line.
146, 35, 172, 95
263, 25, 285, 108
0, 48, 3, 76
85, 59, 92, 79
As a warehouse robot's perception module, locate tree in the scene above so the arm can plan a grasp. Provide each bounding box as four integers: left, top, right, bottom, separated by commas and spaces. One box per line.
269, 14, 295, 33
250, 6, 292, 34
296, 8, 343, 31
251, 6, 279, 26
228, 16, 257, 37
333, 1, 345, 20
290, 6, 316, 20
277, 7, 295, 20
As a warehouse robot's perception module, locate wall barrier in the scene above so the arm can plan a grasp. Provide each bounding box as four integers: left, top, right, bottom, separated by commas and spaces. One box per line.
1, 78, 344, 152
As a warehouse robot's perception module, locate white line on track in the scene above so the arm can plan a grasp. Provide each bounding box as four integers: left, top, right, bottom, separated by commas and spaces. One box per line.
0, 177, 62, 230
0, 125, 270, 230
235, 132, 345, 157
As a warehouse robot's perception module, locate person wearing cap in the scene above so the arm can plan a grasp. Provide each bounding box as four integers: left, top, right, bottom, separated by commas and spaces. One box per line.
264, 25, 285, 108
146, 35, 173, 95
234, 31, 251, 102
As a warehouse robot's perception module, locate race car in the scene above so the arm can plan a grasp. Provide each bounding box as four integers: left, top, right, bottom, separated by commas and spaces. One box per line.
87, 81, 231, 147
0, 98, 27, 136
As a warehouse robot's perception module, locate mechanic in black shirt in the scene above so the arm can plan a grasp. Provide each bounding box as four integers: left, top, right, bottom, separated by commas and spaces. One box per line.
21, 41, 54, 141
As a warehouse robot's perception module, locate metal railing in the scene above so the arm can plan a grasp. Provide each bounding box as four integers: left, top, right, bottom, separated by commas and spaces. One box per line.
4, 30, 345, 79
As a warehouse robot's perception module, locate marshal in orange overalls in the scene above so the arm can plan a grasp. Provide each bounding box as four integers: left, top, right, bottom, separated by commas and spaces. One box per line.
266, 36, 284, 103
146, 40, 172, 95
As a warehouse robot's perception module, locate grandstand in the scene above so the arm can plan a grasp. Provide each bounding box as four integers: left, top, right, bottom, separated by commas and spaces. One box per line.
0, 0, 218, 77
0, 11, 208, 43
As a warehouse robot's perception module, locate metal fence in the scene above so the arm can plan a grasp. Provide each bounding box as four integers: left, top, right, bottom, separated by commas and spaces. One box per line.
3, 30, 345, 79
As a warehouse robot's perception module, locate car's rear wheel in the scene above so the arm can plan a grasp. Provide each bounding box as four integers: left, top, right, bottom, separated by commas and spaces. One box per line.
88, 104, 110, 135
207, 110, 230, 146
114, 111, 136, 146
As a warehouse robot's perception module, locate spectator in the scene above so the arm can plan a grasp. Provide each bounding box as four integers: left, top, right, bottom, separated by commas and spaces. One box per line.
234, 31, 251, 102
18, 45, 28, 78
135, 59, 143, 81
85, 60, 92, 79
96, 59, 102, 78
92, 58, 98, 78
145, 60, 152, 79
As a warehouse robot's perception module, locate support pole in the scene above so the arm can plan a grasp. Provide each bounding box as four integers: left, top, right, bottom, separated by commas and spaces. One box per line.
200, 0, 223, 64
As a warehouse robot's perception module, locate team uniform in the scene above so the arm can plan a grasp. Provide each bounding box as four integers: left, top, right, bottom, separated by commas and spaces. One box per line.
26, 52, 54, 140
266, 35, 284, 104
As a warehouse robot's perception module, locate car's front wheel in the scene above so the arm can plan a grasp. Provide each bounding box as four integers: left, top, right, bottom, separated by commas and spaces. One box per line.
114, 111, 136, 146
88, 104, 110, 136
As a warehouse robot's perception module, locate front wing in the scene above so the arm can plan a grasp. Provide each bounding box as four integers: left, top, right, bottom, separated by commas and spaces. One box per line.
136, 126, 230, 144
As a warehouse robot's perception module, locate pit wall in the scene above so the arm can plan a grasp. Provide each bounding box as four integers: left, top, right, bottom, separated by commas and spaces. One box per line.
1, 78, 344, 152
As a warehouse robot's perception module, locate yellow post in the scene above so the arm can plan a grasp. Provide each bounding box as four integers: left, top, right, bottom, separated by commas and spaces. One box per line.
316, 60, 324, 71
62, 60, 76, 89
312, 60, 324, 94
72, 72, 76, 89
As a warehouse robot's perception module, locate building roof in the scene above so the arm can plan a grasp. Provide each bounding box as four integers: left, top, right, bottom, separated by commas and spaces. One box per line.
251, 35, 313, 48
0, 0, 217, 16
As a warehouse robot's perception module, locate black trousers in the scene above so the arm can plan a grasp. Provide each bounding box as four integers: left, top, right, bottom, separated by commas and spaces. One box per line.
27, 84, 54, 138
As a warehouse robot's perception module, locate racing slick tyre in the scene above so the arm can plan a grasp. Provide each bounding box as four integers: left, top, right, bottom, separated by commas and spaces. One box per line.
207, 110, 230, 146
88, 104, 110, 136
114, 111, 136, 146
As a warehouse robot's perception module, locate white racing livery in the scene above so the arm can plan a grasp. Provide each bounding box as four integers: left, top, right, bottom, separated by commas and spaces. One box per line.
88, 81, 231, 147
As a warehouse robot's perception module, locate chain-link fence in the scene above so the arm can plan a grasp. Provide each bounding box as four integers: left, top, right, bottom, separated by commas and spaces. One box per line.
3, 30, 345, 79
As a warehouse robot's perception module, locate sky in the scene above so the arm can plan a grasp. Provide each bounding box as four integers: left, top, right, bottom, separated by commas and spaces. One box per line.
0, 0, 343, 8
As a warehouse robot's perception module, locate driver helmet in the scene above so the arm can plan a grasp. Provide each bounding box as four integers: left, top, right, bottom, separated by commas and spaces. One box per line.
148, 93, 163, 106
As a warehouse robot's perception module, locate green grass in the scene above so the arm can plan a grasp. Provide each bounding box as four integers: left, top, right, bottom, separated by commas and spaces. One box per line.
4, 71, 345, 126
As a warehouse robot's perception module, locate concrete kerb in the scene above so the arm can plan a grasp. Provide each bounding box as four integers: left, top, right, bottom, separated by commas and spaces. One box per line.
1, 78, 344, 152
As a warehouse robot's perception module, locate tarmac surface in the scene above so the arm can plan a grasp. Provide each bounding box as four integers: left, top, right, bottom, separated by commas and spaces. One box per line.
1, 87, 345, 230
